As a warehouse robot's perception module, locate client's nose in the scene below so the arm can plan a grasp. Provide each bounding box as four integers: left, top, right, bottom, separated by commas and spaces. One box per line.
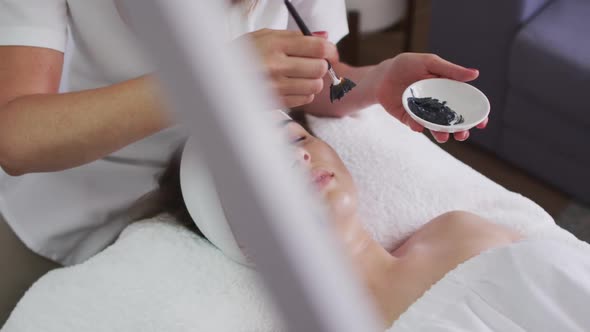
293, 147, 311, 168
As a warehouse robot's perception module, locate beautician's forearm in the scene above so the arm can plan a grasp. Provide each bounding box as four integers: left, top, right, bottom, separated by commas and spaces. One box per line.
302, 62, 377, 117
0, 75, 170, 175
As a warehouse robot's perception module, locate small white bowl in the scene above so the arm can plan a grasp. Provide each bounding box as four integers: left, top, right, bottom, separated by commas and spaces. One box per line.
401, 78, 490, 133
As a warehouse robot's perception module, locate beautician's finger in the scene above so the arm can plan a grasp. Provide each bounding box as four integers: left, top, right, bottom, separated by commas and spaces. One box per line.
282, 57, 329, 78
254, 28, 301, 38
401, 113, 424, 133
476, 117, 489, 129
276, 77, 324, 96
250, 29, 337, 62
283, 94, 315, 108
269, 29, 330, 41
431, 131, 450, 143
408, 119, 424, 133
453, 131, 469, 141
283, 36, 339, 63
425, 54, 479, 83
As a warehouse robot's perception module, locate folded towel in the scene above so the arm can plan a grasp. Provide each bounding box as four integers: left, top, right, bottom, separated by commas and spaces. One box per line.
3, 106, 584, 332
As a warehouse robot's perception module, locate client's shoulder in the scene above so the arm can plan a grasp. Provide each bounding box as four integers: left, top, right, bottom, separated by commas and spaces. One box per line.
428, 211, 522, 245
397, 211, 522, 272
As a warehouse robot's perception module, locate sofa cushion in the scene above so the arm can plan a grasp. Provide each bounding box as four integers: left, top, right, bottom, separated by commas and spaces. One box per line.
503, 90, 590, 167
509, 0, 590, 126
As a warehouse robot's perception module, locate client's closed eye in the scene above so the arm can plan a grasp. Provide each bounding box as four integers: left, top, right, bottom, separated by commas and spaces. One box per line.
292, 136, 306, 144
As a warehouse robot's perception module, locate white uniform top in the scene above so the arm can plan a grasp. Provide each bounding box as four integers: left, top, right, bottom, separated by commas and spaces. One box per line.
0, 0, 348, 265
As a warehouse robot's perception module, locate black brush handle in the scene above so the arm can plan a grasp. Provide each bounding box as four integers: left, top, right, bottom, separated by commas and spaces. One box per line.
284, 0, 312, 36
284, 0, 334, 70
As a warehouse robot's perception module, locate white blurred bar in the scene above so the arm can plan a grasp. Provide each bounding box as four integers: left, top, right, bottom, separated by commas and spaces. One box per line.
118, 1, 382, 331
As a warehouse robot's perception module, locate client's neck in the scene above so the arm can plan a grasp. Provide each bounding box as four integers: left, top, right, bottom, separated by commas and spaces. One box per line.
337, 213, 400, 327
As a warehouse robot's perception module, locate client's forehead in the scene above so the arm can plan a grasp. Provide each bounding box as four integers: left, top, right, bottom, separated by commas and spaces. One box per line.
271, 110, 309, 134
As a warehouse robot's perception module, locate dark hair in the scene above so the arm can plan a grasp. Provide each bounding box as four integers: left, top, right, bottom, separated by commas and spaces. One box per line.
155, 142, 205, 237
155, 110, 312, 237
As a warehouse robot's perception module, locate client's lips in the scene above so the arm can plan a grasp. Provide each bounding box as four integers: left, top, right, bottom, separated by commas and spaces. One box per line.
311, 168, 335, 190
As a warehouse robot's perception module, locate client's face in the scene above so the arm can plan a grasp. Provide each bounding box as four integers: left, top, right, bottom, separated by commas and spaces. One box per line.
283, 120, 358, 219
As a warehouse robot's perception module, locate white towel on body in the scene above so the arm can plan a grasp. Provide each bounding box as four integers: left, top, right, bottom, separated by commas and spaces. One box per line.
391, 239, 590, 332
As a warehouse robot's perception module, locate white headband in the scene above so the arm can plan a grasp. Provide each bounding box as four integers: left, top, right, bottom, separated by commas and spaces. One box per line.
277, 109, 291, 119
180, 110, 291, 265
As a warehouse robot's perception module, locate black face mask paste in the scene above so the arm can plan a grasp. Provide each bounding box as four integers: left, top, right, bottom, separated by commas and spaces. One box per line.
407, 93, 464, 126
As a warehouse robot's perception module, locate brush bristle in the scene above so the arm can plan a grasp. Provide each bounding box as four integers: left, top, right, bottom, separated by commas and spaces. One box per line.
329, 77, 357, 103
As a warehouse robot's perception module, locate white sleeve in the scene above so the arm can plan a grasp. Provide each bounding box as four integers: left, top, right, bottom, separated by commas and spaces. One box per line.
0, 0, 68, 52
288, 0, 349, 44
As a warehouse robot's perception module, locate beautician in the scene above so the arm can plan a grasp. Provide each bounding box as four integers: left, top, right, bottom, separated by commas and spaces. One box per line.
0, 0, 486, 265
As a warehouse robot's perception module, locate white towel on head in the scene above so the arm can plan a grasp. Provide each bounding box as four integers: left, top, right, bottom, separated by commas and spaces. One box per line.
3, 105, 585, 332
307, 106, 580, 250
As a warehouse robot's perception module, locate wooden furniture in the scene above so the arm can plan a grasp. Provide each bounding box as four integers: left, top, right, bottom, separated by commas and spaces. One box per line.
339, 0, 417, 66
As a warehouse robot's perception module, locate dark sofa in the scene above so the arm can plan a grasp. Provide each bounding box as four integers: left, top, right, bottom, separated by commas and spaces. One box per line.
429, 0, 590, 203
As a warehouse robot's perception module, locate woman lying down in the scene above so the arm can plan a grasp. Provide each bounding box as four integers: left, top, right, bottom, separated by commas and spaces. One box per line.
157, 111, 590, 331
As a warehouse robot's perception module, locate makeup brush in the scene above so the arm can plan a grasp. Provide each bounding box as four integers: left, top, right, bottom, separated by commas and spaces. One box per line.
283, 0, 356, 103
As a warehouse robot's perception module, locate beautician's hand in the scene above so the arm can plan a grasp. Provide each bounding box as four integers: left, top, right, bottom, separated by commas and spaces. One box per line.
373, 53, 488, 143
243, 29, 339, 108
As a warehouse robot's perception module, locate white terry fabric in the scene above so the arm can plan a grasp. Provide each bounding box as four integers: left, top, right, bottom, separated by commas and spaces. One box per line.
307, 106, 580, 250
2, 219, 283, 332
3, 106, 587, 331
390, 239, 590, 332
0, 0, 348, 265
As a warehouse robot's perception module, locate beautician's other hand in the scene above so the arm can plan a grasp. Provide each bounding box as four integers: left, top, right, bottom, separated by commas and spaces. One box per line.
243, 29, 339, 108
373, 53, 488, 143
